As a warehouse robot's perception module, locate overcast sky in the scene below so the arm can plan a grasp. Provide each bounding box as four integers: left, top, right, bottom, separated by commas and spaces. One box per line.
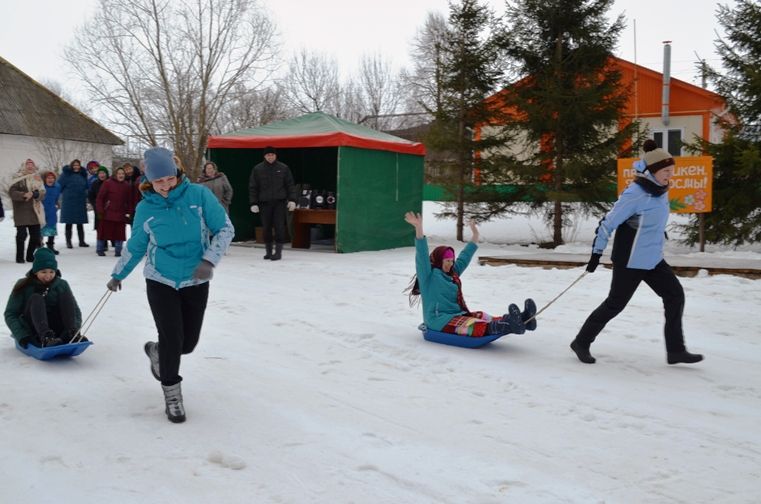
1, 0, 725, 100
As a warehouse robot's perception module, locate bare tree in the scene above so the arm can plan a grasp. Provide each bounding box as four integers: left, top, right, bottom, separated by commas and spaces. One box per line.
356, 54, 403, 130
214, 84, 291, 133
280, 49, 341, 114
65, 0, 278, 179
405, 12, 450, 116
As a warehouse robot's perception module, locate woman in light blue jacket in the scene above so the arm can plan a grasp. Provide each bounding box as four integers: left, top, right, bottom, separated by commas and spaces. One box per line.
404, 212, 536, 338
570, 143, 703, 366
106, 147, 234, 423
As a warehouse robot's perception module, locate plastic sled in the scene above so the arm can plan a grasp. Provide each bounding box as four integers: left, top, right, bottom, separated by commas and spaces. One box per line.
418, 324, 505, 348
15, 340, 93, 360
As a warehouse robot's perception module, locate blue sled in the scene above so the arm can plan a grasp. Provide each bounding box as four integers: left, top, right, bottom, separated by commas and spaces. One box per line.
418, 324, 505, 348
15, 340, 93, 360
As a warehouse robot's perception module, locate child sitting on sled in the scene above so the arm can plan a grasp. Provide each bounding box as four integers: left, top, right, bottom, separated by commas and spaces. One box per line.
4, 248, 83, 348
404, 211, 537, 337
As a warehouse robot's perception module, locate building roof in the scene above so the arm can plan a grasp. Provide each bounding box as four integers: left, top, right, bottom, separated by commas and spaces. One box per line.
0, 56, 122, 146
208, 111, 425, 155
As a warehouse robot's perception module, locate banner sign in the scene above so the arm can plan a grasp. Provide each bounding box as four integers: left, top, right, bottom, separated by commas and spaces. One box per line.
617, 156, 713, 213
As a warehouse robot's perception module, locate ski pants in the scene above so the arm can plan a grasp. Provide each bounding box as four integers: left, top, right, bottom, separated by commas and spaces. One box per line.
24, 290, 79, 343
259, 200, 288, 244
146, 279, 209, 386
575, 260, 686, 353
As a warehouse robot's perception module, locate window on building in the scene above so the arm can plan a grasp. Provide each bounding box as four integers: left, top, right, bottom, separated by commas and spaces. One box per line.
652, 129, 683, 157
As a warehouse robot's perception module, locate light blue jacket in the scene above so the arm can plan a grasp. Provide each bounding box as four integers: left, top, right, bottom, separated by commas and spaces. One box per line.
416, 237, 477, 331
592, 173, 669, 270
111, 177, 234, 289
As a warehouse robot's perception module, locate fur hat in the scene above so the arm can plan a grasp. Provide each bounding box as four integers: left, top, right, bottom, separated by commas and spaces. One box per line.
32, 247, 57, 273
263, 146, 276, 155
143, 147, 178, 181
642, 148, 674, 174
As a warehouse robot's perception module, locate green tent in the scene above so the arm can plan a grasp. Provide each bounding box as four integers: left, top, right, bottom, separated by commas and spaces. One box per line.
207, 112, 425, 253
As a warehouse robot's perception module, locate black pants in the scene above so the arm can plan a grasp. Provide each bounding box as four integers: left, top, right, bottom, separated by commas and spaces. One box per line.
146, 279, 209, 386
65, 223, 86, 244
16, 225, 41, 262
260, 200, 287, 244
24, 291, 79, 343
575, 260, 686, 353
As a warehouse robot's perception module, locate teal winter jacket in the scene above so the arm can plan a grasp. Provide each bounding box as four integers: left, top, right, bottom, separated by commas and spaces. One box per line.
415, 237, 477, 331
111, 177, 234, 289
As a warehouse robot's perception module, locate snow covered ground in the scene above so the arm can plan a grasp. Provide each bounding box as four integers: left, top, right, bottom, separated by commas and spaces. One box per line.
1, 202, 760, 503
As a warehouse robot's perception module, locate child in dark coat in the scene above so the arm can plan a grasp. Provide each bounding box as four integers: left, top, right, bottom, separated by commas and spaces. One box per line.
4, 248, 83, 348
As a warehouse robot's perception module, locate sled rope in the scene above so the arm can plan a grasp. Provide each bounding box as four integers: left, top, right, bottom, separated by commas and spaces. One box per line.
524, 271, 588, 324
71, 289, 113, 343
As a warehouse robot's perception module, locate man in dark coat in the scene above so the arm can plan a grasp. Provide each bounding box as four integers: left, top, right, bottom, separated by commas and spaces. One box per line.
248, 146, 297, 261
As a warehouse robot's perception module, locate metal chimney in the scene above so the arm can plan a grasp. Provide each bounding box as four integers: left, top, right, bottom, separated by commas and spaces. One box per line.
662, 41, 672, 126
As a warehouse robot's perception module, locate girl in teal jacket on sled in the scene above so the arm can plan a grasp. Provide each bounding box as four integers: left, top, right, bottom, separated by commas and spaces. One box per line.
404, 211, 536, 337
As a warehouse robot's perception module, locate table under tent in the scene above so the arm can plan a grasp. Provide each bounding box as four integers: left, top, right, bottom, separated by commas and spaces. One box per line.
206, 112, 426, 253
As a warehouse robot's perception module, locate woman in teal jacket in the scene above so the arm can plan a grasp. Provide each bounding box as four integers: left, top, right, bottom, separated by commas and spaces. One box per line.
106, 147, 234, 423
5, 247, 82, 348
404, 211, 536, 337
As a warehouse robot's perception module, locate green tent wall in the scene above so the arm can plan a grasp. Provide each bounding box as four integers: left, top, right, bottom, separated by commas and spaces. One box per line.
207, 112, 425, 253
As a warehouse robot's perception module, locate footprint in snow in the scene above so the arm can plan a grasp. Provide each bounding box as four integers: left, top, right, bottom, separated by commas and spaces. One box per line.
208, 450, 246, 470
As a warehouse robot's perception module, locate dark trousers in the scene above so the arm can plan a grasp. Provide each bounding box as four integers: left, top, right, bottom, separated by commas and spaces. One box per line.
260, 200, 287, 244
575, 260, 686, 353
24, 291, 79, 343
65, 224, 86, 244
16, 225, 41, 262
146, 279, 209, 386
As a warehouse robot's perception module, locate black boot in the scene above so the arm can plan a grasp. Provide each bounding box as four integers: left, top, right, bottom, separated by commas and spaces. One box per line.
46, 237, 59, 255
667, 351, 703, 365
65, 226, 73, 248
16, 237, 25, 264
522, 298, 537, 331
77, 225, 89, 247
570, 339, 596, 364
25, 240, 37, 262
271, 243, 282, 261
263, 242, 273, 260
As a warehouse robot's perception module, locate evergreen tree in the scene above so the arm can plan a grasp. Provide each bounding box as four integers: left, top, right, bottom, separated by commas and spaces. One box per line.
426, 0, 505, 241
681, 0, 761, 245
493, 0, 634, 246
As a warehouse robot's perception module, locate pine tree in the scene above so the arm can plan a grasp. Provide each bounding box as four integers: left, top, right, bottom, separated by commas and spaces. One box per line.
681, 0, 761, 245
492, 0, 634, 246
425, 0, 505, 241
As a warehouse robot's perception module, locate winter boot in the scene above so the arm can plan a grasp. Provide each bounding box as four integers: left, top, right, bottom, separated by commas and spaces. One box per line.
271, 243, 283, 261
25, 240, 38, 263
263, 242, 273, 260
503, 303, 526, 334
40, 330, 63, 348
144, 341, 161, 381
570, 339, 596, 364
15, 238, 25, 264
77, 225, 89, 247
667, 350, 704, 365
65, 227, 73, 249
46, 237, 59, 255
162, 383, 186, 423
522, 298, 537, 331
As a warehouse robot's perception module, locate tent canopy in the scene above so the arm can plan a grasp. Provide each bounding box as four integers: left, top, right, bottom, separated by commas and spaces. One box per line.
208, 111, 425, 155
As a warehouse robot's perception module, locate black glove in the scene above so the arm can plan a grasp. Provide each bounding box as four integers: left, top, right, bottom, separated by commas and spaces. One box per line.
586, 253, 602, 273
32, 190, 40, 199
193, 260, 214, 281
107, 278, 122, 291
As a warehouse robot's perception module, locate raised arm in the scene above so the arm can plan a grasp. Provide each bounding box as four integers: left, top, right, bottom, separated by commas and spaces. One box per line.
468, 219, 479, 244
404, 211, 423, 239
